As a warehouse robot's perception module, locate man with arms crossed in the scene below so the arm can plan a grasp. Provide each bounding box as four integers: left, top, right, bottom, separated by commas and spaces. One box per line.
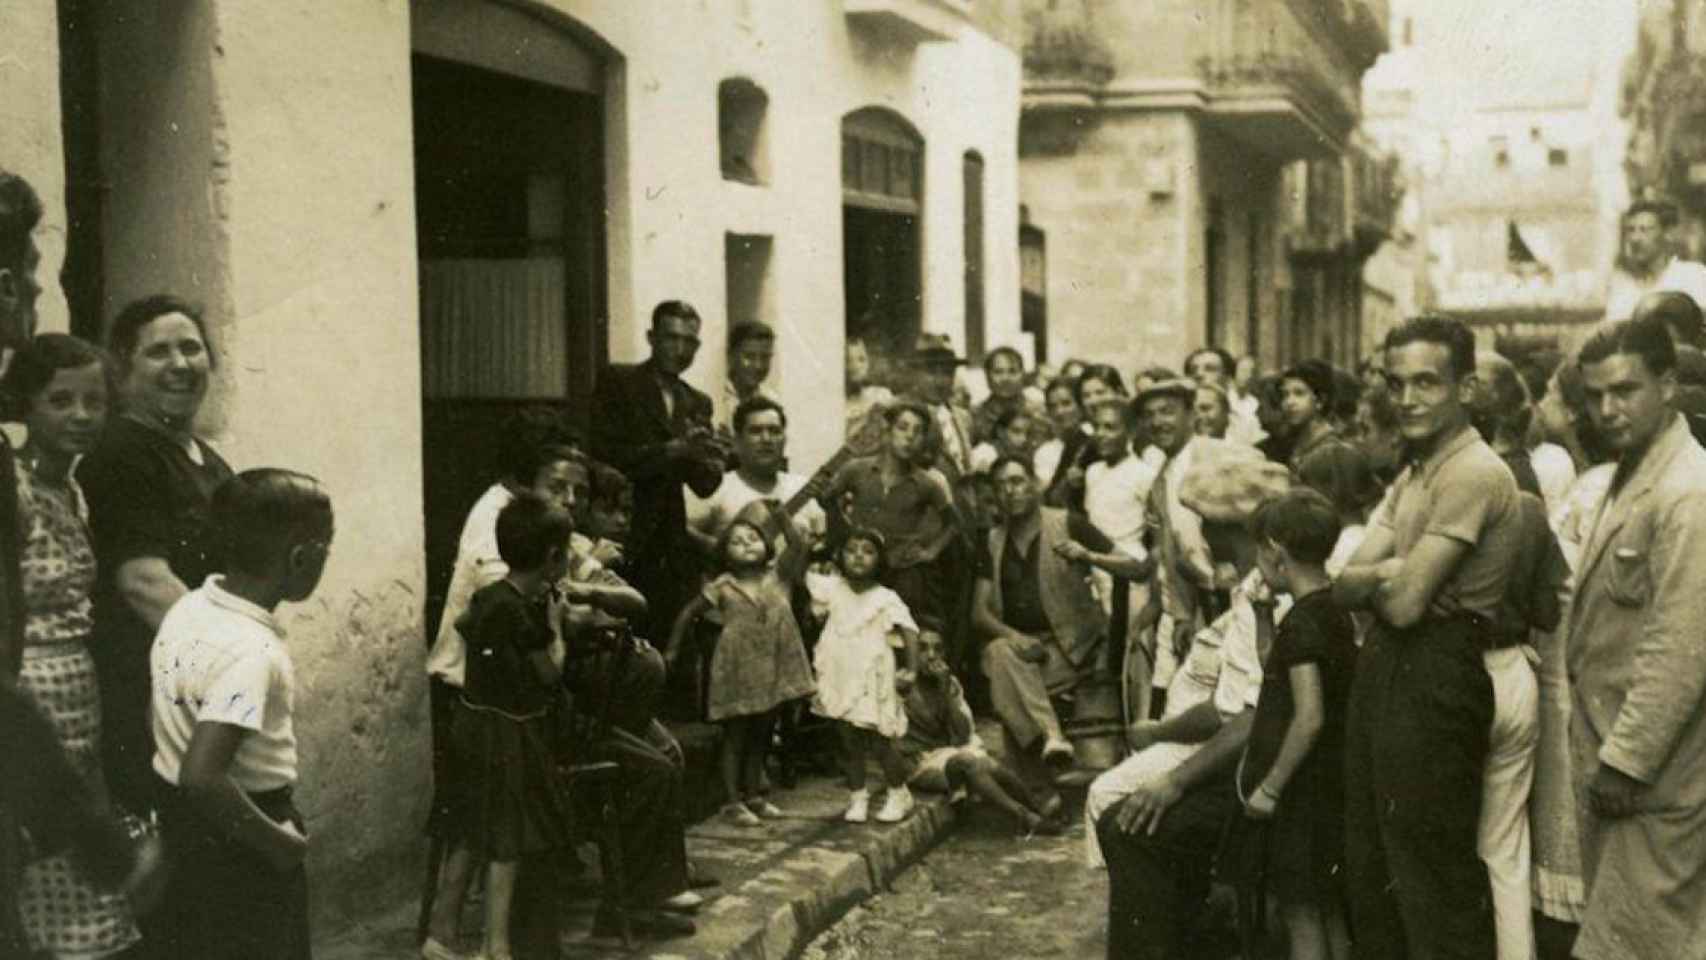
1334, 316, 1521, 960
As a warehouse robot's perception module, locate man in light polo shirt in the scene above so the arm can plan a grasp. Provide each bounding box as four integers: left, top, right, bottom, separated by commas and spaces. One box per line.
1334, 315, 1523, 960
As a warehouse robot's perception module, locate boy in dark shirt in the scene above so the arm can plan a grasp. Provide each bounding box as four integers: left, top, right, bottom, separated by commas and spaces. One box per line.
1235, 488, 1358, 960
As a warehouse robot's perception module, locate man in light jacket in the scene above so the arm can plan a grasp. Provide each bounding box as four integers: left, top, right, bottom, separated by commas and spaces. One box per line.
1567, 316, 1706, 960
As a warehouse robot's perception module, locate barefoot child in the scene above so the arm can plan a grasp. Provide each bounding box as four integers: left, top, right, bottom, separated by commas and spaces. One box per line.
668, 500, 815, 826
808, 528, 920, 824
148, 469, 334, 960
1235, 489, 1358, 960
428, 495, 577, 960
901, 619, 1063, 836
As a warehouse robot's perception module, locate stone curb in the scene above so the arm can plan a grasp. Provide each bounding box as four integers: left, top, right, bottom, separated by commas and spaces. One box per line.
679, 794, 960, 960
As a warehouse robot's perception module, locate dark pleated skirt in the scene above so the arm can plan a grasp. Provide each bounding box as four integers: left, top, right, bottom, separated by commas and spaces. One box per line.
436, 697, 573, 861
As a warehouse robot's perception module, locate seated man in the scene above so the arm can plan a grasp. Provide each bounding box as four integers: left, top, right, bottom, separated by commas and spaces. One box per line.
901, 618, 1063, 836
972, 457, 1149, 787
1083, 564, 1284, 868
1093, 519, 1271, 960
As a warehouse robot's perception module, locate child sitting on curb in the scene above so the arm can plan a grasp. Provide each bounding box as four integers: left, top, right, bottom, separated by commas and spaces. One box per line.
900, 619, 1064, 837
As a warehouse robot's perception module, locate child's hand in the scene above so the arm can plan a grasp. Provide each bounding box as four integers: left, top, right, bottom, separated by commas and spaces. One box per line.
591, 540, 625, 568
1244, 783, 1278, 820
894, 668, 916, 695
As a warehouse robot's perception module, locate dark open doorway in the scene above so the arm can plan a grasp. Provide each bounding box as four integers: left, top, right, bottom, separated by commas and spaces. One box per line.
411, 51, 606, 639
842, 108, 923, 365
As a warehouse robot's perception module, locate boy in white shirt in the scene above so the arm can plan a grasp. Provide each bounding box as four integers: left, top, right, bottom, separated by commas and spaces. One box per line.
150, 469, 334, 960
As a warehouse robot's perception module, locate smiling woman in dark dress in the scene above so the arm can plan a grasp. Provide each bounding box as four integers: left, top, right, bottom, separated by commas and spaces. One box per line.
77, 295, 234, 819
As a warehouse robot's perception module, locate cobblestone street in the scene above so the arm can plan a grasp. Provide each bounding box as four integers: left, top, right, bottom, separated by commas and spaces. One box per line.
800, 803, 1106, 960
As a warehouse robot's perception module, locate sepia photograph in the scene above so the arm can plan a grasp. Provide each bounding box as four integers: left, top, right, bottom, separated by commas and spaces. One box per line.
0, 1, 1696, 958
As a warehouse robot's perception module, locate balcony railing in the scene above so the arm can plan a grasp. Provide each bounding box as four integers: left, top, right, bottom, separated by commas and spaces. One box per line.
1196, 0, 1365, 159
844, 0, 972, 44
1351, 145, 1400, 253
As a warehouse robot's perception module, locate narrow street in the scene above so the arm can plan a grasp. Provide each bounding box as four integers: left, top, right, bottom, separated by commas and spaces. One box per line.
801, 796, 1252, 960
800, 802, 1104, 960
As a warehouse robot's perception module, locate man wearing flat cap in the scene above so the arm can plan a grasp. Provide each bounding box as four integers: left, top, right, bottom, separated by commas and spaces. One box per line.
904, 334, 975, 484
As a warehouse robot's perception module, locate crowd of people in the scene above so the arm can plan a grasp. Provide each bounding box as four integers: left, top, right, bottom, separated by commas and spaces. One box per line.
4, 149, 1706, 960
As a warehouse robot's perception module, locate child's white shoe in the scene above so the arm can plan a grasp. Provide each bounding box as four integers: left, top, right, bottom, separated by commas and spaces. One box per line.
843, 789, 870, 823
420, 937, 466, 960
725, 802, 762, 827
876, 786, 914, 823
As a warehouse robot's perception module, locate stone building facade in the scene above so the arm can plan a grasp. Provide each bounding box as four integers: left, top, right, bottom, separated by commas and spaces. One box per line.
2, 0, 1023, 934
1017, 0, 1389, 374
1625, 0, 1706, 258
1362, 0, 1632, 357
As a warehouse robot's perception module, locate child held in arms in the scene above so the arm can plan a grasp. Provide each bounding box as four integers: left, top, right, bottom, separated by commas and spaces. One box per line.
900, 618, 1065, 837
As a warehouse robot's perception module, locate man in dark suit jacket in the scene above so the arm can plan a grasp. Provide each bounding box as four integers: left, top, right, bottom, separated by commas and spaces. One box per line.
592, 301, 726, 641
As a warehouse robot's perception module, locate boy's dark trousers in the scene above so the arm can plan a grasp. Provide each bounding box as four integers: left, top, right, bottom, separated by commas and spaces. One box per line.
1343, 617, 1496, 960
154, 776, 310, 960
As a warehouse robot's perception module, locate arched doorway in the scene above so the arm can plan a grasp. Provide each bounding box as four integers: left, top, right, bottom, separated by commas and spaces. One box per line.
842, 107, 924, 368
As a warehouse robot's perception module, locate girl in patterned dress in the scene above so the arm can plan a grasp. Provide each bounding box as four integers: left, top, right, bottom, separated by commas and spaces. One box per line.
667, 500, 815, 826
808, 528, 921, 825
4, 334, 143, 959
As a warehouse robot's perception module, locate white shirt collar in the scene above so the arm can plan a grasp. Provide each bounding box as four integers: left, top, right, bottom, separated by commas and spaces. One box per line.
204, 575, 286, 638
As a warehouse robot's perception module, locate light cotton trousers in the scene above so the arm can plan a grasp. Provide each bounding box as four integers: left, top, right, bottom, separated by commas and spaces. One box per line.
981, 636, 1067, 751
1480, 646, 1539, 960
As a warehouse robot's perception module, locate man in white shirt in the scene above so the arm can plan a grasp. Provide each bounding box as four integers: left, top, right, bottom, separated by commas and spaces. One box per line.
711, 321, 780, 436
687, 396, 826, 552
1603, 200, 1706, 322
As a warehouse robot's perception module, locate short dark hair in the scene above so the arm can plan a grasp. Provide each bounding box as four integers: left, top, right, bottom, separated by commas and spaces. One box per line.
839, 526, 889, 578
1578, 316, 1677, 378
0, 334, 114, 420
988, 453, 1036, 479
1384, 314, 1475, 381
1624, 199, 1678, 228
1184, 347, 1234, 376
0, 171, 43, 274
494, 494, 575, 571
716, 516, 777, 568
1281, 359, 1336, 408
884, 401, 932, 431
108, 295, 216, 372
496, 407, 584, 485
212, 468, 333, 576
1471, 352, 1533, 442
1073, 364, 1127, 407
727, 320, 774, 353
982, 346, 1024, 376
1633, 291, 1705, 349
588, 461, 632, 504
651, 300, 701, 330
1043, 375, 1079, 403
994, 405, 1035, 432
1252, 488, 1341, 567
732, 395, 787, 434
1296, 441, 1384, 512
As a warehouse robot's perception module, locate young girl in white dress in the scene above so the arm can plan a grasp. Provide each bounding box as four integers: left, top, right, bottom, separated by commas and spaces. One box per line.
808, 528, 920, 824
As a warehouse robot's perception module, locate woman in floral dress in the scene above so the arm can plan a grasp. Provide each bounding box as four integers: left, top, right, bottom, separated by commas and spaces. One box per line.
6, 334, 142, 959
